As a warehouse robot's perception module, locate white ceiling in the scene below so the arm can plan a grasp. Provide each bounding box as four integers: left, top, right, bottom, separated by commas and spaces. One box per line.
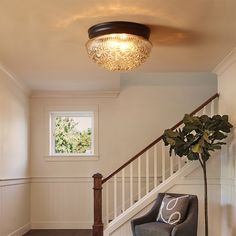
0, 0, 235, 91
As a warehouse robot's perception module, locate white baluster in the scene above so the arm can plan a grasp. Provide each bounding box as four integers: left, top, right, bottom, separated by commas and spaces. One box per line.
178, 157, 181, 170
138, 156, 141, 200
211, 100, 215, 117
203, 106, 207, 115
106, 182, 109, 225
170, 155, 173, 176
146, 150, 149, 194
154, 144, 157, 187
185, 157, 189, 164
130, 163, 133, 207
122, 169, 125, 212
162, 143, 166, 182
114, 174, 117, 218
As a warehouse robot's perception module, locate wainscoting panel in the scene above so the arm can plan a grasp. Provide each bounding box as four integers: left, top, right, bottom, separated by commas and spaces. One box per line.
0, 179, 30, 236
31, 177, 93, 229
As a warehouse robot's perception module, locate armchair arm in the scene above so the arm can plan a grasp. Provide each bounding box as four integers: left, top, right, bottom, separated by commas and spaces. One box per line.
172, 196, 198, 236
131, 193, 165, 236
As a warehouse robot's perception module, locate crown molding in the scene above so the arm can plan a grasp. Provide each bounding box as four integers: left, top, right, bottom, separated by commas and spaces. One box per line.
30, 90, 120, 98
213, 47, 236, 76
0, 62, 31, 95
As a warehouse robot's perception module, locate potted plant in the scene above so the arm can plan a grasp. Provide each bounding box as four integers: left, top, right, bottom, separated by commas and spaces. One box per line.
163, 114, 233, 236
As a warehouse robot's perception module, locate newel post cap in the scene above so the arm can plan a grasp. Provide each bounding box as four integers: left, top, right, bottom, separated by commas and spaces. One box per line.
93, 173, 103, 179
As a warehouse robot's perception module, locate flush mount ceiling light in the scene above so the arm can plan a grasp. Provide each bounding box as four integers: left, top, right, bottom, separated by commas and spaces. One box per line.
86, 21, 152, 71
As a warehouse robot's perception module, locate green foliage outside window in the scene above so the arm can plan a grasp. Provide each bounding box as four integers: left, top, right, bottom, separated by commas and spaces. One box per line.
54, 117, 92, 154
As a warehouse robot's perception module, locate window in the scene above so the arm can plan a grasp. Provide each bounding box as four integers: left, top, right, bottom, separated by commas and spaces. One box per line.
46, 105, 98, 160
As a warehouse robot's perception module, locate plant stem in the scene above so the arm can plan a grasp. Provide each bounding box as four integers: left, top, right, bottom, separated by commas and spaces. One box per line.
203, 160, 208, 236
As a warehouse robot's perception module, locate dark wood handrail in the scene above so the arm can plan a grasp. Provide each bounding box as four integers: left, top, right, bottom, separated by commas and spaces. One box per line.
102, 93, 219, 184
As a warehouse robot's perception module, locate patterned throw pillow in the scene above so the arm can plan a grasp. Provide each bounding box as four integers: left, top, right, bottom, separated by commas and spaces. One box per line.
156, 194, 190, 225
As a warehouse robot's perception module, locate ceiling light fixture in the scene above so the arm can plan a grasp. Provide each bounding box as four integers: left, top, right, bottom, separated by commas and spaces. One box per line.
86, 21, 152, 71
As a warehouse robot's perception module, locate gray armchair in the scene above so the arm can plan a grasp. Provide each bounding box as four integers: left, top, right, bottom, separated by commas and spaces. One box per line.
131, 193, 198, 236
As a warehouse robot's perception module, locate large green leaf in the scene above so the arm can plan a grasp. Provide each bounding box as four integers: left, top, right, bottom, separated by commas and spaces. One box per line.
212, 131, 227, 140
192, 143, 203, 153
187, 152, 199, 160
165, 129, 178, 137
200, 115, 210, 123
166, 137, 176, 145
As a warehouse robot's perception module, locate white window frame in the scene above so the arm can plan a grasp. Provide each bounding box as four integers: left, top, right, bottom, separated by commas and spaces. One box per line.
44, 105, 98, 161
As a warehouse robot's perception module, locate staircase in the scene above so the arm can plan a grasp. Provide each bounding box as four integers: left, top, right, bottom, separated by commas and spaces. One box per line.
92, 93, 219, 236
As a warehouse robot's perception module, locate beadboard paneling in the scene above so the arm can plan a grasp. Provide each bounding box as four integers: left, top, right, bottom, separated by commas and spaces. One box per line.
0, 179, 30, 236
31, 178, 93, 229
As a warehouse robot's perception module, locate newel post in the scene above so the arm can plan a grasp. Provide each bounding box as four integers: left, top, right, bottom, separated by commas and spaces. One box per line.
93, 173, 103, 236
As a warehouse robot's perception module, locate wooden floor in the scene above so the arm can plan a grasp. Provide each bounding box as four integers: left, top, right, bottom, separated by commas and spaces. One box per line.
23, 230, 92, 236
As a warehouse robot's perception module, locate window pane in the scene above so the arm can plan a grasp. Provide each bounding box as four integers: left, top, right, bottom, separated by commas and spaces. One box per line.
53, 115, 93, 155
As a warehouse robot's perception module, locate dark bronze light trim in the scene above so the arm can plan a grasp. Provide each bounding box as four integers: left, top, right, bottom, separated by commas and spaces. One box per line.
88, 21, 151, 40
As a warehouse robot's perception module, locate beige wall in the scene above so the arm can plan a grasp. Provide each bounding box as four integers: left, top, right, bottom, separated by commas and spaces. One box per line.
30, 73, 217, 178
0, 69, 29, 179
0, 67, 30, 235
30, 72, 217, 229
216, 48, 236, 236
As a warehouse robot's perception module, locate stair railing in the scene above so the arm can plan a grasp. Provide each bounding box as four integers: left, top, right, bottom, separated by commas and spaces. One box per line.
92, 93, 219, 236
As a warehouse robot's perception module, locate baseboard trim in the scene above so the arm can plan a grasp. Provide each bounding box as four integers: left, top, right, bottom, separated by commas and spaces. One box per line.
31, 221, 92, 229
8, 223, 31, 236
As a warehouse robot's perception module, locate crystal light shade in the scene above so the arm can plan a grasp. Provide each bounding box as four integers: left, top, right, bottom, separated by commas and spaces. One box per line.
86, 22, 152, 71
86, 33, 152, 71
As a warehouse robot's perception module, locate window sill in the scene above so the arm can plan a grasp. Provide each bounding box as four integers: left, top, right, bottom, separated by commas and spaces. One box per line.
44, 155, 99, 161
